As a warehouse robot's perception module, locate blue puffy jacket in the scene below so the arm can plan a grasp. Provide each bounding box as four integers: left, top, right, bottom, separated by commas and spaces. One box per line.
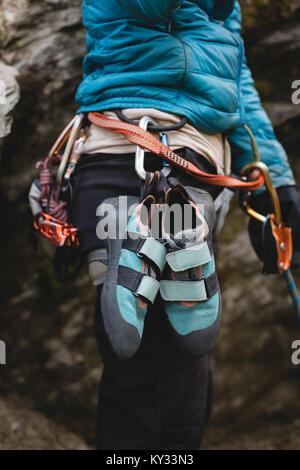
76, 0, 295, 189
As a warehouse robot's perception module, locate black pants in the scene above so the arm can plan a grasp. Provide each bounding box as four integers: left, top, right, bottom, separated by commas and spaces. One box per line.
71, 149, 219, 450
95, 286, 214, 450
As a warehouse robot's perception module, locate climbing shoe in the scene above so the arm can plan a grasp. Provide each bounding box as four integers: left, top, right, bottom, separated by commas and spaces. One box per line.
160, 180, 222, 357
99, 195, 167, 359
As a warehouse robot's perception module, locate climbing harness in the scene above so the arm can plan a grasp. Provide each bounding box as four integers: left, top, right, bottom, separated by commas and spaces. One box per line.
30, 111, 300, 320
88, 112, 265, 191
87, 112, 300, 320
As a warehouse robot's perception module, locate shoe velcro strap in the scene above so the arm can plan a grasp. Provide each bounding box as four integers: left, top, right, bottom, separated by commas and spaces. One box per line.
138, 238, 166, 272
118, 265, 160, 304
160, 272, 218, 302
123, 236, 166, 272
135, 275, 160, 304
166, 241, 212, 272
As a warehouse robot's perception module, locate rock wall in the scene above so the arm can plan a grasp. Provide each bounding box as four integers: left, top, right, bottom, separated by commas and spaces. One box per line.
0, 0, 300, 450
0, 0, 99, 447
0, 62, 20, 140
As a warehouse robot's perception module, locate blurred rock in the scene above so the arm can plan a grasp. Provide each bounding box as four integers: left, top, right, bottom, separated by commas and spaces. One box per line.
0, 397, 91, 450
0, 0, 84, 194
0, 61, 20, 159
0, 62, 20, 140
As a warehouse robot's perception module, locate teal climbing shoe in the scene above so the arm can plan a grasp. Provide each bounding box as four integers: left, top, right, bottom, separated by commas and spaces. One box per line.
161, 181, 222, 357
99, 195, 167, 359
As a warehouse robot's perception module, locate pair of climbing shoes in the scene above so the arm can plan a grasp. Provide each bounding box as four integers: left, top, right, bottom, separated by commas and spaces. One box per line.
98, 174, 221, 359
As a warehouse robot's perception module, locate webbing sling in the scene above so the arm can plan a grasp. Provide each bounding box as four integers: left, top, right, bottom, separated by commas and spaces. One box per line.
88, 112, 265, 192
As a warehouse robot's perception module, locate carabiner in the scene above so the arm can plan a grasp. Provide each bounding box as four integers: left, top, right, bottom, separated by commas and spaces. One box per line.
135, 116, 161, 181
240, 161, 282, 224
64, 133, 88, 182
48, 115, 78, 164
239, 161, 292, 274
239, 162, 300, 318
135, 117, 173, 180
56, 113, 85, 188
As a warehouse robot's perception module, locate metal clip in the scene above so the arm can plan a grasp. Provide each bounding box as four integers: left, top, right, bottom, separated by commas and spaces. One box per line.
56, 114, 85, 187
240, 161, 282, 224
135, 117, 173, 180
64, 133, 88, 182
135, 116, 161, 181
240, 161, 292, 274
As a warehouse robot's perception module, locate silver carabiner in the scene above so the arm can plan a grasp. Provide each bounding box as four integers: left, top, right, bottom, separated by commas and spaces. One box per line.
135, 116, 160, 181
56, 113, 85, 187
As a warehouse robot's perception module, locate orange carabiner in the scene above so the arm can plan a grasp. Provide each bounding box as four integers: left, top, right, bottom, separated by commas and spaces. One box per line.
240, 162, 292, 273
270, 214, 292, 273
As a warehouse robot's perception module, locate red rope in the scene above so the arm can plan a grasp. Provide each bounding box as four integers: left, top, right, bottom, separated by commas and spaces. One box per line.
36, 159, 68, 221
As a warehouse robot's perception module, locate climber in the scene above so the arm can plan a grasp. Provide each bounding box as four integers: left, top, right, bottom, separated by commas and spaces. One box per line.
69, 0, 300, 450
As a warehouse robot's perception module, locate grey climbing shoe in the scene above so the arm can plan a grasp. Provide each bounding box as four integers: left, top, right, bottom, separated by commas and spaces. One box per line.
99, 195, 166, 359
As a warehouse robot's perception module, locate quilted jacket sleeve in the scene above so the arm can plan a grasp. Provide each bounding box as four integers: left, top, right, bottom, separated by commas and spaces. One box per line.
224, 1, 295, 190
117, 0, 182, 24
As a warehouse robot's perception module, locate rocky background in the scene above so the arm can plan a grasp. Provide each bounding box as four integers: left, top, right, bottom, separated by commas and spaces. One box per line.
0, 0, 300, 450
